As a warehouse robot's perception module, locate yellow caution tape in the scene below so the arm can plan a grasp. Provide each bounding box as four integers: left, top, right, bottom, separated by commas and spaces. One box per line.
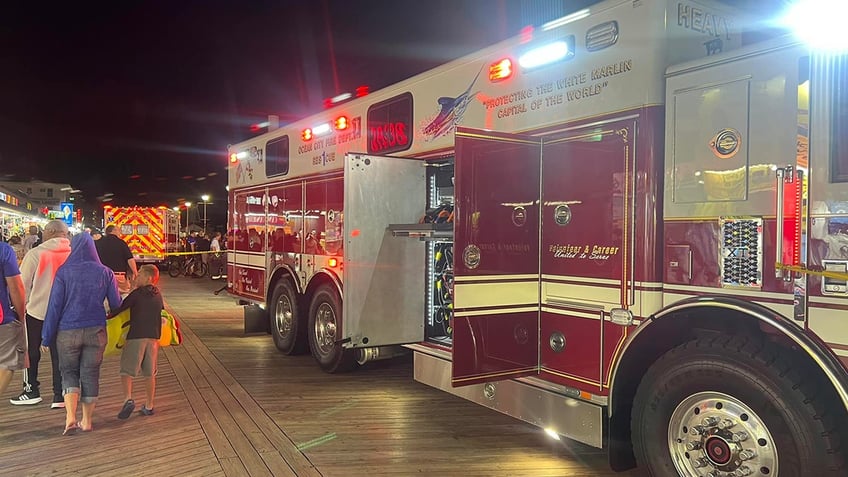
775, 263, 848, 281
136, 250, 224, 258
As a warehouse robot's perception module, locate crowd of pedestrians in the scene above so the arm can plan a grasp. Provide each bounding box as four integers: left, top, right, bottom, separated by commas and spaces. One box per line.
0, 220, 165, 435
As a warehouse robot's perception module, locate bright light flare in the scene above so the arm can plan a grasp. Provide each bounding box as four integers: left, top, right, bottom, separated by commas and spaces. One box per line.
312, 123, 332, 135
544, 428, 561, 441
541, 9, 589, 31
783, 0, 848, 51
519, 41, 570, 69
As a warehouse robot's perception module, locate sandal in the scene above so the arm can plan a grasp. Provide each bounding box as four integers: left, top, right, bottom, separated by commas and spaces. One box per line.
62, 423, 80, 436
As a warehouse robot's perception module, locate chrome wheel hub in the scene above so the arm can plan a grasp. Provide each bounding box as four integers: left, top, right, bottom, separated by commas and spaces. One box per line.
274, 294, 293, 337
314, 303, 337, 357
668, 391, 777, 476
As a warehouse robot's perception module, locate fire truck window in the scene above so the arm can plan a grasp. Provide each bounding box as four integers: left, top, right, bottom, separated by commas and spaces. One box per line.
831, 56, 848, 183
367, 92, 413, 155
120, 224, 133, 235
136, 224, 149, 235
304, 178, 343, 256
233, 191, 265, 252
266, 136, 289, 177
268, 183, 302, 254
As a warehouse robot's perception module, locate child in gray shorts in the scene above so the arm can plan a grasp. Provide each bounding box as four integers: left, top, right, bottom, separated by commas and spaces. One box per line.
107, 264, 164, 419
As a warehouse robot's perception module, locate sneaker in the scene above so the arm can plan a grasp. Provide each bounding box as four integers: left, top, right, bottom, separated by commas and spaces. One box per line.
117, 399, 135, 419
10, 391, 42, 405
139, 405, 154, 416
51, 395, 65, 409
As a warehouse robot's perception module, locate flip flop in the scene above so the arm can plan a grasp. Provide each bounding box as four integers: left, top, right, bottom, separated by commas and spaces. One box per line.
62, 423, 80, 436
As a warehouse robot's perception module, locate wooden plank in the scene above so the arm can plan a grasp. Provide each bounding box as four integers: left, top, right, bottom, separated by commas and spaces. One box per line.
167, 304, 320, 477
0, 275, 639, 476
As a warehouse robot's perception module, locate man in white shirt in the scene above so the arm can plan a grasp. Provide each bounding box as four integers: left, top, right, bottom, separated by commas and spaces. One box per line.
12, 220, 71, 408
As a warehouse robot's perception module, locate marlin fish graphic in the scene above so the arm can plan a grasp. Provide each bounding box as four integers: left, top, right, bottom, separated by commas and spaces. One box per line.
422, 66, 483, 140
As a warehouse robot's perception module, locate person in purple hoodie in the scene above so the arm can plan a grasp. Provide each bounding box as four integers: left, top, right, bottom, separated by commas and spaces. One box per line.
42, 232, 121, 435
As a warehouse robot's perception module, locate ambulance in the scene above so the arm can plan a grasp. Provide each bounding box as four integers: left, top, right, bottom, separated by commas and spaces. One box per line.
103, 206, 180, 263
226, 0, 848, 474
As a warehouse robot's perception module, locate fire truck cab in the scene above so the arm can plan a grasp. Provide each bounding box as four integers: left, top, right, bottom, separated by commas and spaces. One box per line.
227, 0, 848, 474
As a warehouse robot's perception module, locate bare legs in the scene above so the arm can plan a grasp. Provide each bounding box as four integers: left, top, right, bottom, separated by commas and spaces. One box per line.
121, 374, 133, 402
144, 376, 155, 410
0, 369, 13, 396
80, 402, 95, 430
64, 392, 78, 429
122, 374, 155, 410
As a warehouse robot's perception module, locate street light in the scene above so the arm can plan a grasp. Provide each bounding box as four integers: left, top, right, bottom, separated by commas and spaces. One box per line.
184, 202, 192, 231
200, 194, 210, 232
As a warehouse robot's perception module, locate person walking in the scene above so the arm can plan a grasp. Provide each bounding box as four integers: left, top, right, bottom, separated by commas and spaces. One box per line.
107, 264, 164, 419
0, 241, 27, 400
8, 236, 24, 264
11, 220, 71, 408
210, 232, 223, 279
95, 225, 137, 296
22, 226, 39, 252
42, 232, 121, 435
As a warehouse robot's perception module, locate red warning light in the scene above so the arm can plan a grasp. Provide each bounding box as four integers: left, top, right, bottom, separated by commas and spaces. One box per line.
327, 257, 339, 267
230, 153, 239, 163
302, 128, 313, 141
334, 116, 349, 130
489, 58, 513, 82
355, 85, 369, 97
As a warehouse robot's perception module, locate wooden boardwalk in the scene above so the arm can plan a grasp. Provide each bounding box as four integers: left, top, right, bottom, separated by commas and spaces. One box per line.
0, 275, 637, 477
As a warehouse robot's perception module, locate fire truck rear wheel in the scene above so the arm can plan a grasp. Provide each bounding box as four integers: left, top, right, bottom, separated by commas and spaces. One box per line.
308, 284, 356, 373
270, 280, 306, 355
631, 333, 846, 476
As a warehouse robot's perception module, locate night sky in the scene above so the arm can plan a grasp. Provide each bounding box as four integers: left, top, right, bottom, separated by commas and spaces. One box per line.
0, 0, 788, 227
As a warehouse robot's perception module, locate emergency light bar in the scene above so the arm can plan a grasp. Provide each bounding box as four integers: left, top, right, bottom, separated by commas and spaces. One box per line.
518, 38, 574, 69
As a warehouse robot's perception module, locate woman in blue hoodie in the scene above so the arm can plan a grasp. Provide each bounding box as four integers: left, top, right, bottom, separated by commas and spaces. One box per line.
42, 232, 121, 435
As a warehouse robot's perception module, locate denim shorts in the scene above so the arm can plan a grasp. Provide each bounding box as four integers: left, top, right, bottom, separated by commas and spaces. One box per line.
56, 326, 107, 403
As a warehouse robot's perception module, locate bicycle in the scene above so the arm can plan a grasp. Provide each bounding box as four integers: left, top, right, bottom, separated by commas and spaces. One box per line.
167, 254, 208, 278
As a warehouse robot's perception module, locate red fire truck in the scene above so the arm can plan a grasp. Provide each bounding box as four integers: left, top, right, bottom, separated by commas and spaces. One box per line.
103, 206, 180, 263
226, 0, 848, 474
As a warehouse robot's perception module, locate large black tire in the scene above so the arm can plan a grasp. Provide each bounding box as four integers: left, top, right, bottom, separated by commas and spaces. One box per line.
632, 334, 846, 476
307, 284, 357, 373
269, 280, 307, 355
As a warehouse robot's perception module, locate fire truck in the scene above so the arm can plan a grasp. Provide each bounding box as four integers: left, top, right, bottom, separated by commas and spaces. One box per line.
103, 206, 180, 263
226, 0, 848, 474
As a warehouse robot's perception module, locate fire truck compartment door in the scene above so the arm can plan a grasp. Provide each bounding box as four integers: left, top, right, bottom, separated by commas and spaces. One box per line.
541, 120, 636, 307
452, 128, 542, 387
343, 153, 426, 348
